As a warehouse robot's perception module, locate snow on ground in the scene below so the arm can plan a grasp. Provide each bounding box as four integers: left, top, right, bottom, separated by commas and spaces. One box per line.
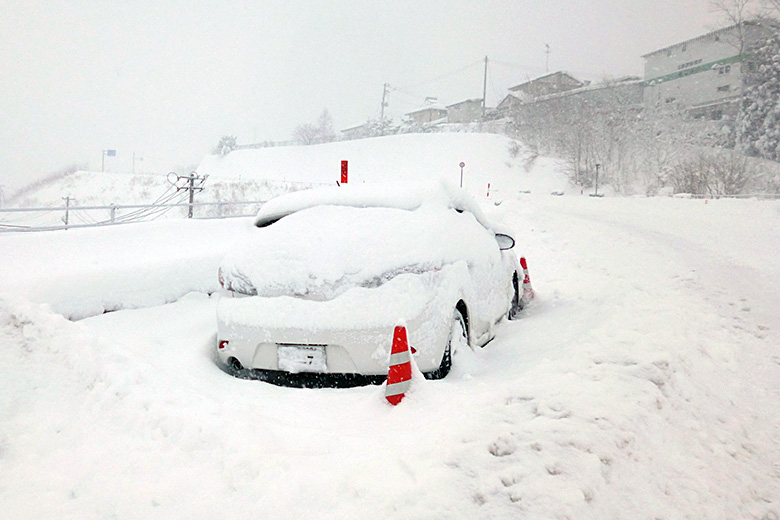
1, 135, 779, 519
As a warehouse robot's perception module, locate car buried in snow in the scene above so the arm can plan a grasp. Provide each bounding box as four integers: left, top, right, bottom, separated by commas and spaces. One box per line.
215, 181, 529, 387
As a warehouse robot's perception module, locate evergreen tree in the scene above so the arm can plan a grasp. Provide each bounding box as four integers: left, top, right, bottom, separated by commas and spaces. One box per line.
740, 30, 780, 160
317, 109, 336, 143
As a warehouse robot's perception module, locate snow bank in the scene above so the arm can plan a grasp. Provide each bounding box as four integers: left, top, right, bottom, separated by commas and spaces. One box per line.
0, 218, 245, 320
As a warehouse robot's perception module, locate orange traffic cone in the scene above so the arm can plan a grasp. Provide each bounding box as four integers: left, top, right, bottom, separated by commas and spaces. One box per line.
385, 325, 413, 405
520, 257, 535, 304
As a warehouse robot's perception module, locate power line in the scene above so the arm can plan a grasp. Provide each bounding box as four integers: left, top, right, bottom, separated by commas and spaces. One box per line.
393, 59, 483, 91
490, 58, 607, 82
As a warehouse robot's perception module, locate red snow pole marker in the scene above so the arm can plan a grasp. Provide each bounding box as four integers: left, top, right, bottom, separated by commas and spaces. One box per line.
520, 257, 535, 303
487, 183, 491, 197
385, 325, 413, 406
341, 160, 348, 184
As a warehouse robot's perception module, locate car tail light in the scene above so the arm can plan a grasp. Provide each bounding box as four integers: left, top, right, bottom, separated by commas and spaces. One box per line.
218, 340, 229, 350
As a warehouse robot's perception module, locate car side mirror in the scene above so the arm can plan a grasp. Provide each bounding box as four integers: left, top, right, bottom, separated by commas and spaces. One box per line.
495, 233, 515, 250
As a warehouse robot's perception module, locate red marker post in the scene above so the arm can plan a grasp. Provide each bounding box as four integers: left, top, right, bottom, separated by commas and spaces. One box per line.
341, 160, 348, 184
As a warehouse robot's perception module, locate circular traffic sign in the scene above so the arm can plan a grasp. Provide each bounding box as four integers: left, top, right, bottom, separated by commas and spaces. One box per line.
459, 162, 465, 168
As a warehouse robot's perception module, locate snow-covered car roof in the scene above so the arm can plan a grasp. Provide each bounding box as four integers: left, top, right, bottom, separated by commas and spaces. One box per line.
221, 181, 509, 300
253, 180, 491, 228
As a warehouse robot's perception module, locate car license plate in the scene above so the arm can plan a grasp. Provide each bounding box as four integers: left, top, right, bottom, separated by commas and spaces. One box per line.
277, 345, 327, 373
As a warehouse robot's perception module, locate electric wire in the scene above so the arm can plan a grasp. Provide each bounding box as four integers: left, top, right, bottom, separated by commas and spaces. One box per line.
394, 59, 483, 90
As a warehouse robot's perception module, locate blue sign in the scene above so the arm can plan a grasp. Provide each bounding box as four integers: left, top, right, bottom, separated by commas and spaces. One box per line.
106, 149, 116, 156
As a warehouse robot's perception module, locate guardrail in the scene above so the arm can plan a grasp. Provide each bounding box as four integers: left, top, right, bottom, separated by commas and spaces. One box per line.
0, 200, 266, 233
683, 193, 780, 199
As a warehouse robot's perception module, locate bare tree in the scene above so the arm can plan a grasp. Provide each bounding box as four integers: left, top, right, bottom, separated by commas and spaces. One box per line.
292, 123, 320, 145
763, 0, 780, 15
709, 150, 756, 194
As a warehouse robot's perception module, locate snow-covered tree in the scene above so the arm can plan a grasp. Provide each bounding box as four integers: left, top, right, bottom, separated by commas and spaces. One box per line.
213, 135, 238, 157
739, 29, 780, 160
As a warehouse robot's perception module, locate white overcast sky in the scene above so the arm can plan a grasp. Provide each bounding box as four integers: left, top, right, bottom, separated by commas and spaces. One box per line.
1, 0, 727, 192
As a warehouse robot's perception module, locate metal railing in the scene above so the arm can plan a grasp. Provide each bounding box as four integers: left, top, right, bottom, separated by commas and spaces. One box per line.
681, 193, 780, 199
0, 200, 266, 232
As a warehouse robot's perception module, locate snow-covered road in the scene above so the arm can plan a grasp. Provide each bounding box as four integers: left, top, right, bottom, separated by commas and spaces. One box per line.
1, 194, 779, 519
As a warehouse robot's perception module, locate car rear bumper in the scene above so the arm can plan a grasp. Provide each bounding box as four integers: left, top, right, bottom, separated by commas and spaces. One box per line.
216, 274, 457, 375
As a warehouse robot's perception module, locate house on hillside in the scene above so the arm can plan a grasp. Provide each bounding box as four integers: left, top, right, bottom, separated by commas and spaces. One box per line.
405, 97, 448, 125
500, 75, 643, 125
446, 98, 483, 123
341, 122, 371, 140
507, 71, 586, 102
496, 71, 590, 116
642, 20, 775, 119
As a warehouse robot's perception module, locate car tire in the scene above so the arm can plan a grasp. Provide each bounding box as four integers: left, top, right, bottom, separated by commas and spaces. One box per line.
508, 273, 523, 320
426, 310, 468, 380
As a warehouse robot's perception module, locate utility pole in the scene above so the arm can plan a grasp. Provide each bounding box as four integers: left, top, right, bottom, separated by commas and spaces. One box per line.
170, 172, 208, 218
545, 44, 551, 73
594, 163, 600, 197
187, 174, 196, 218
381, 83, 390, 121
62, 196, 72, 229
482, 56, 488, 118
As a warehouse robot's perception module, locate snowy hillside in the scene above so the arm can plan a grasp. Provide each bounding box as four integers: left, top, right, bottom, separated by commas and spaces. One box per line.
6, 133, 569, 210
1, 134, 779, 519
198, 133, 568, 197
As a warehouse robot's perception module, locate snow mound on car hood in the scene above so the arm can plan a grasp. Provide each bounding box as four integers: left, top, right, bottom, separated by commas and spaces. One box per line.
254, 179, 492, 229
220, 190, 503, 300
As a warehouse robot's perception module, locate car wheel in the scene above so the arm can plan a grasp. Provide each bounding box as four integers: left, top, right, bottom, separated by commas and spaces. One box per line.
508, 273, 523, 320
426, 310, 468, 380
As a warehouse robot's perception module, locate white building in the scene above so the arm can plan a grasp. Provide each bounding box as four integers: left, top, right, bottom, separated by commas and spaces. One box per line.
642, 21, 774, 119
405, 97, 448, 125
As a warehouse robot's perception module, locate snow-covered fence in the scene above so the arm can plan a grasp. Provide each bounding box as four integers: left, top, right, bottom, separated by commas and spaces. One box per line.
0, 200, 266, 232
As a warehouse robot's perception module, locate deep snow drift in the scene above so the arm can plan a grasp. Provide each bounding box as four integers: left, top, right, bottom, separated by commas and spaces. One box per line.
1, 134, 779, 519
